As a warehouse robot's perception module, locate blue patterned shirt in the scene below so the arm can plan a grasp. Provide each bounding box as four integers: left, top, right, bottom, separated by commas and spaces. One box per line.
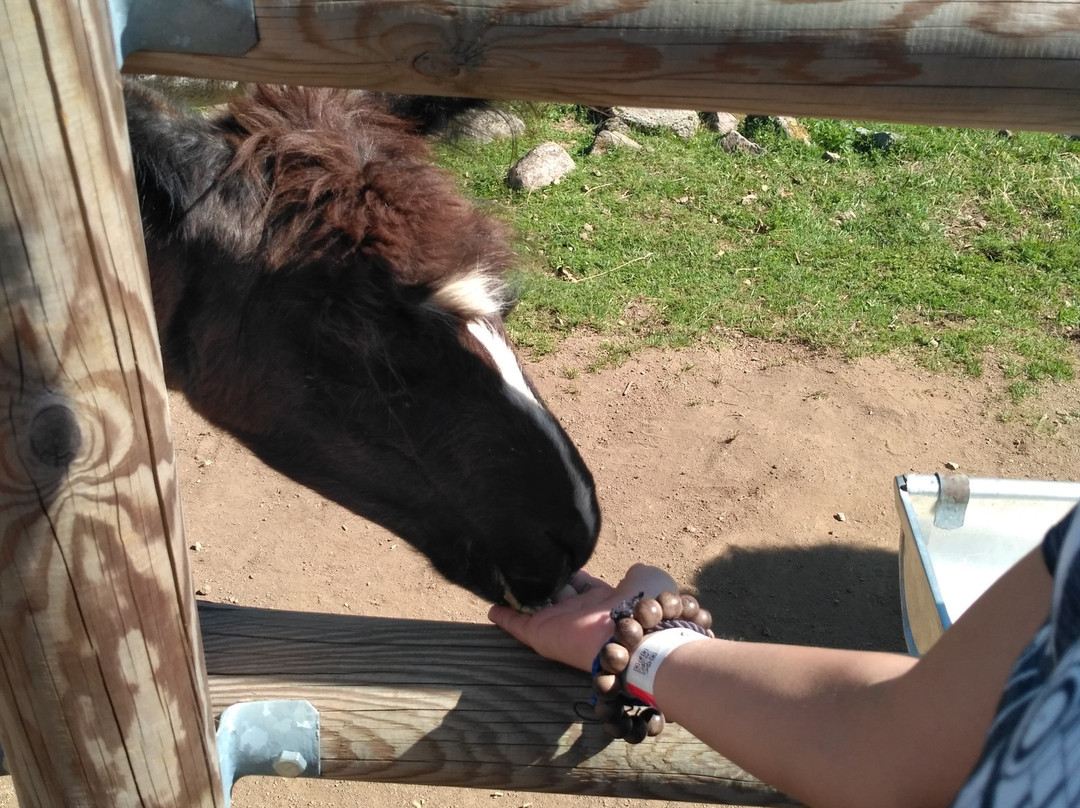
951, 505, 1080, 807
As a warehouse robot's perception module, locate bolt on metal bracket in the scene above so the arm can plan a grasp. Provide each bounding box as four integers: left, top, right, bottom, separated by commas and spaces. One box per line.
106, 0, 258, 68
216, 700, 321, 806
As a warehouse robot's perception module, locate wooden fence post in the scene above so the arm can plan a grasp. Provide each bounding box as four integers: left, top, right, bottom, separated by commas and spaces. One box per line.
0, 0, 224, 805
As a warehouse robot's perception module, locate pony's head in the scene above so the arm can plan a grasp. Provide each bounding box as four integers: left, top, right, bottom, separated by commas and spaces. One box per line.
125, 82, 600, 609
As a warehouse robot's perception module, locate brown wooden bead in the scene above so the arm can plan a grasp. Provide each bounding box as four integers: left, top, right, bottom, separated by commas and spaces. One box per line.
694, 607, 713, 631
593, 672, 620, 699
679, 594, 700, 621
613, 616, 644, 649
599, 641, 630, 674
603, 711, 633, 739
626, 715, 650, 744
643, 708, 666, 736
633, 598, 663, 630
658, 591, 682, 620
593, 698, 624, 721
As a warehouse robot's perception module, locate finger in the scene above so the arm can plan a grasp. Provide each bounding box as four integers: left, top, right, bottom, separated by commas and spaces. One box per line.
487, 604, 534, 641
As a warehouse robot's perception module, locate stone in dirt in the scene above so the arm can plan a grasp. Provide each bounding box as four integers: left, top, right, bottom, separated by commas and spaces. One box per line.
506, 142, 575, 190
702, 111, 740, 135
452, 108, 526, 143
720, 130, 764, 155
776, 116, 812, 144
589, 129, 642, 155
610, 106, 701, 139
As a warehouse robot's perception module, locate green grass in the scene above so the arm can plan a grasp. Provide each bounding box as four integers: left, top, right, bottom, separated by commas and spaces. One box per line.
434, 109, 1080, 392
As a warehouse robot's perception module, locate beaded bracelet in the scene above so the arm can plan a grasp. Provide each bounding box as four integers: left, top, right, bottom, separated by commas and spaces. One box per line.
591, 590, 714, 743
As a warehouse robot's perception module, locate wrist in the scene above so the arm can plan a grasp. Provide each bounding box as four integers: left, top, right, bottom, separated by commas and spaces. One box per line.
590, 589, 715, 743
624, 628, 710, 706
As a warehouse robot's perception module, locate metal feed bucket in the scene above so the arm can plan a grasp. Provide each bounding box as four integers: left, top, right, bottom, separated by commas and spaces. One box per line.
895, 474, 1080, 656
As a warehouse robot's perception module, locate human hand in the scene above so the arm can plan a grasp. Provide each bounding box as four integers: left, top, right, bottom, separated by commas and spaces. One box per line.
488, 563, 678, 672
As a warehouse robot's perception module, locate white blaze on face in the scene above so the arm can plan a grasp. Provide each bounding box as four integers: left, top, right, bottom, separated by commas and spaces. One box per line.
465, 319, 599, 537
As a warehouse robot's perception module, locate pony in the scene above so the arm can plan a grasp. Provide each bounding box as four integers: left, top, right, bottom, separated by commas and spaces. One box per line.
123, 81, 600, 610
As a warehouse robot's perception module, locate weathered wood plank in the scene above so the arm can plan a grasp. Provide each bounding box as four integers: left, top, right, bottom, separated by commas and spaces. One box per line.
200, 602, 796, 806
123, 0, 1080, 131
0, 0, 224, 805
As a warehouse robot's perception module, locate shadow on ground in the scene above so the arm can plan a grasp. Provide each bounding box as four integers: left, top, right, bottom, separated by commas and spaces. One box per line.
693, 543, 907, 653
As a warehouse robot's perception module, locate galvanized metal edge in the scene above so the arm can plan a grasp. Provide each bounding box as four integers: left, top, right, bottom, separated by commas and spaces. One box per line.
895, 474, 952, 652
106, 0, 257, 68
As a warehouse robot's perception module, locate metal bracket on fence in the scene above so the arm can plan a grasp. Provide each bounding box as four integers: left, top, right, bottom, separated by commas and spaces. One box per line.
934, 473, 971, 530
216, 700, 321, 807
106, 0, 258, 68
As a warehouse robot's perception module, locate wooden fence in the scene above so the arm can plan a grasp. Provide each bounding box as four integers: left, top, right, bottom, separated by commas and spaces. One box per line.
124, 0, 1080, 131
1, 0, 1077, 805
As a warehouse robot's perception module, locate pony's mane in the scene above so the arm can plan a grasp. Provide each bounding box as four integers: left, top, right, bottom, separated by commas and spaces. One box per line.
219, 85, 515, 318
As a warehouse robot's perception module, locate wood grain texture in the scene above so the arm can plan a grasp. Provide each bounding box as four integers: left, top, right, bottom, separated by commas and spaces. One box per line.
0, 0, 223, 805
123, 0, 1080, 131
200, 602, 797, 806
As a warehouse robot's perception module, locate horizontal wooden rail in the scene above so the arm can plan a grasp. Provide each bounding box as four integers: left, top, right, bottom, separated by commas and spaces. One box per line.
123, 0, 1080, 132
199, 602, 796, 806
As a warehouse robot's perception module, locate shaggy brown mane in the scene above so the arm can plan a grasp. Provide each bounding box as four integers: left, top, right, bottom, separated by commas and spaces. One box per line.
220, 86, 515, 296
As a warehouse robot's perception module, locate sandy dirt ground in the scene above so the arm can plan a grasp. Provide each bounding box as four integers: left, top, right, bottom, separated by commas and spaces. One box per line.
2, 334, 1078, 808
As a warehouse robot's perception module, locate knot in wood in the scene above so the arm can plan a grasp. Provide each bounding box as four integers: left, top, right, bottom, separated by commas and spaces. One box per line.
29, 403, 81, 468
413, 51, 462, 79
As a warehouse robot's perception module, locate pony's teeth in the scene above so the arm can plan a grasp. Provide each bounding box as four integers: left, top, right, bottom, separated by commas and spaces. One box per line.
496, 571, 537, 614
503, 586, 538, 614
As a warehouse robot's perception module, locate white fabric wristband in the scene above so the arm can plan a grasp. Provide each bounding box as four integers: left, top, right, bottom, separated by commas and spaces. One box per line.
623, 628, 709, 707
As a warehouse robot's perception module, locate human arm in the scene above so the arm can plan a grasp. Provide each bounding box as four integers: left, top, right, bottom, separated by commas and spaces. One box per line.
489, 549, 1052, 808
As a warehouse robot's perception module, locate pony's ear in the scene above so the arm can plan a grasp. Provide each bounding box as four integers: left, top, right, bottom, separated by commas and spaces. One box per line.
123, 80, 235, 232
